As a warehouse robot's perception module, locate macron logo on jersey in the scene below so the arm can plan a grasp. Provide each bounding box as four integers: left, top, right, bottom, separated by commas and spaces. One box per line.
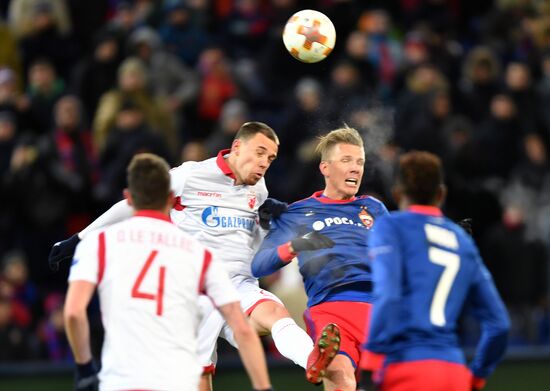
201, 206, 255, 231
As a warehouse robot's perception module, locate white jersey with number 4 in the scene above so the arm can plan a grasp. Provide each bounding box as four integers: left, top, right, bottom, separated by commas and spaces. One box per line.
68, 210, 240, 391
169, 149, 268, 280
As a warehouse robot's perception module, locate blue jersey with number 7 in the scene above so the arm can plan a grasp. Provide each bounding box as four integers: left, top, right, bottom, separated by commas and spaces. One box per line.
365, 206, 510, 379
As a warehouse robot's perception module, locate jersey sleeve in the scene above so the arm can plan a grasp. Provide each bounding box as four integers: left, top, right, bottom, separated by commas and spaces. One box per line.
68, 230, 102, 284
251, 212, 299, 278
466, 252, 510, 379
202, 250, 241, 307
78, 200, 133, 239
169, 161, 197, 195
365, 217, 403, 354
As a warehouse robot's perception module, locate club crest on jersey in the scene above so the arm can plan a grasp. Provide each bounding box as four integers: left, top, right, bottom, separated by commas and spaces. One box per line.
247, 192, 256, 209
358, 207, 374, 229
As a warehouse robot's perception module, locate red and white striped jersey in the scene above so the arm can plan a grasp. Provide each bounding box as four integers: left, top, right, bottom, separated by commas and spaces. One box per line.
69, 210, 239, 391
169, 149, 268, 279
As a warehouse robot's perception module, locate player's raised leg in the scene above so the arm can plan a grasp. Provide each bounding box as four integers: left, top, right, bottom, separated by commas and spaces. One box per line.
247, 299, 340, 384
306, 323, 341, 385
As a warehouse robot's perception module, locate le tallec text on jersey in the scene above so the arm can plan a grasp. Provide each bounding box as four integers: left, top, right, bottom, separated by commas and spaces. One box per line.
115, 228, 195, 251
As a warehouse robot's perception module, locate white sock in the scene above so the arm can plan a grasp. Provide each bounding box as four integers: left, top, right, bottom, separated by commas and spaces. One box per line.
271, 317, 314, 368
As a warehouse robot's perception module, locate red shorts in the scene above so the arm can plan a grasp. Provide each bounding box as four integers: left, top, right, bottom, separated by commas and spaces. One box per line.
381, 360, 472, 391
304, 301, 372, 368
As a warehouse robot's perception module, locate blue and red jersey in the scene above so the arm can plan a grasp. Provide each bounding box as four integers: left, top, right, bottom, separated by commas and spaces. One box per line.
365, 206, 510, 380
251, 191, 388, 308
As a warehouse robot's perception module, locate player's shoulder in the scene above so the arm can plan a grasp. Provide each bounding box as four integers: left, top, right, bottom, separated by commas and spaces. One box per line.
169, 159, 209, 176
288, 193, 317, 211
356, 194, 389, 215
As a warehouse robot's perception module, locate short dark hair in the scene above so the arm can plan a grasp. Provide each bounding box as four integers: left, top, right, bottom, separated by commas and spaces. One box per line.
234, 121, 279, 145
397, 151, 444, 205
127, 153, 170, 210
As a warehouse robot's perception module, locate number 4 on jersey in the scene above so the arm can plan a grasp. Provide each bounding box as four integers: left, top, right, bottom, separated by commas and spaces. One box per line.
131, 250, 166, 316
424, 224, 460, 327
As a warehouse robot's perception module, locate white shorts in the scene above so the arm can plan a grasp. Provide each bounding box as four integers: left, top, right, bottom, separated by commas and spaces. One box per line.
197, 276, 283, 370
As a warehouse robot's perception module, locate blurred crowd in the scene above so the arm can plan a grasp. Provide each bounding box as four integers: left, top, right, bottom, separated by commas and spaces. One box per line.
1, 0, 550, 362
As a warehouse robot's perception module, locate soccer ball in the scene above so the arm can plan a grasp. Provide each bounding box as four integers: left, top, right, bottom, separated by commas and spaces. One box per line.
282, 9, 336, 63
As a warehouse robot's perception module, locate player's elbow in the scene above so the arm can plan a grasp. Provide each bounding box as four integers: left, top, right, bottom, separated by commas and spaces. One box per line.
251, 261, 262, 278
495, 315, 511, 336
251, 256, 266, 278
491, 310, 511, 336
63, 305, 86, 325
482, 314, 511, 344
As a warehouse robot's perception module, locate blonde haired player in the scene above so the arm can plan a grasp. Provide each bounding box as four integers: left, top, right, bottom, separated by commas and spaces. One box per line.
252, 127, 390, 390
64, 153, 271, 391
53, 122, 340, 390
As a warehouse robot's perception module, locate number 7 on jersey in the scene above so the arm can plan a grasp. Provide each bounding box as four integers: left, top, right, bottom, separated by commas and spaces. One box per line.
424, 224, 460, 327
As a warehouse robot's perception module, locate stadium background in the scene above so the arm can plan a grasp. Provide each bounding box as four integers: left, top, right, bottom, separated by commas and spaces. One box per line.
0, 0, 549, 389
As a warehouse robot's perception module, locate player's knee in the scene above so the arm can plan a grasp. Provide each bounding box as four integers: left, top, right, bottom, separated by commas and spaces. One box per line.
271, 303, 291, 319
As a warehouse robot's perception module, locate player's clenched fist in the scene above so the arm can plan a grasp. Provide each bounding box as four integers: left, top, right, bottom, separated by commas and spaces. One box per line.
258, 198, 288, 229
290, 231, 334, 252
75, 360, 99, 391
49, 234, 80, 271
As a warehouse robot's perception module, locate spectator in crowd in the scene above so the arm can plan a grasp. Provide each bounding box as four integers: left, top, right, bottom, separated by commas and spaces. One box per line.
93, 57, 176, 155
96, 98, 172, 207
504, 62, 543, 136
179, 140, 208, 164
51, 95, 98, 232
70, 30, 122, 120
280, 78, 327, 163
38, 292, 71, 361
0, 67, 31, 128
193, 46, 238, 139
0, 112, 18, 255
0, 19, 23, 90
1, 251, 39, 330
8, 0, 71, 39
0, 294, 36, 361
128, 26, 199, 141
158, 2, 211, 67
325, 60, 371, 126
0, 111, 17, 175
3, 133, 83, 285
25, 59, 65, 135
476, 93, 523, 179
457, 46, 501, 122
97, 0, 141, 52
394, 63, 449, 152
481, 203, 548, 344
16, 1, 80, 81
357, 8, 403, 99
220, 0, 271, 59
205, 99, 250, 155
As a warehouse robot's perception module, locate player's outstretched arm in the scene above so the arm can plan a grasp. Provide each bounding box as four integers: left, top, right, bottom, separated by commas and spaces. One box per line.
48, 200, 133, 271
219, 302, 272, 391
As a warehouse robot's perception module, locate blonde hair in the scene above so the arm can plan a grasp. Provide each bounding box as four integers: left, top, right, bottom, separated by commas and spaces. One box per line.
315, 126, 364, 161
